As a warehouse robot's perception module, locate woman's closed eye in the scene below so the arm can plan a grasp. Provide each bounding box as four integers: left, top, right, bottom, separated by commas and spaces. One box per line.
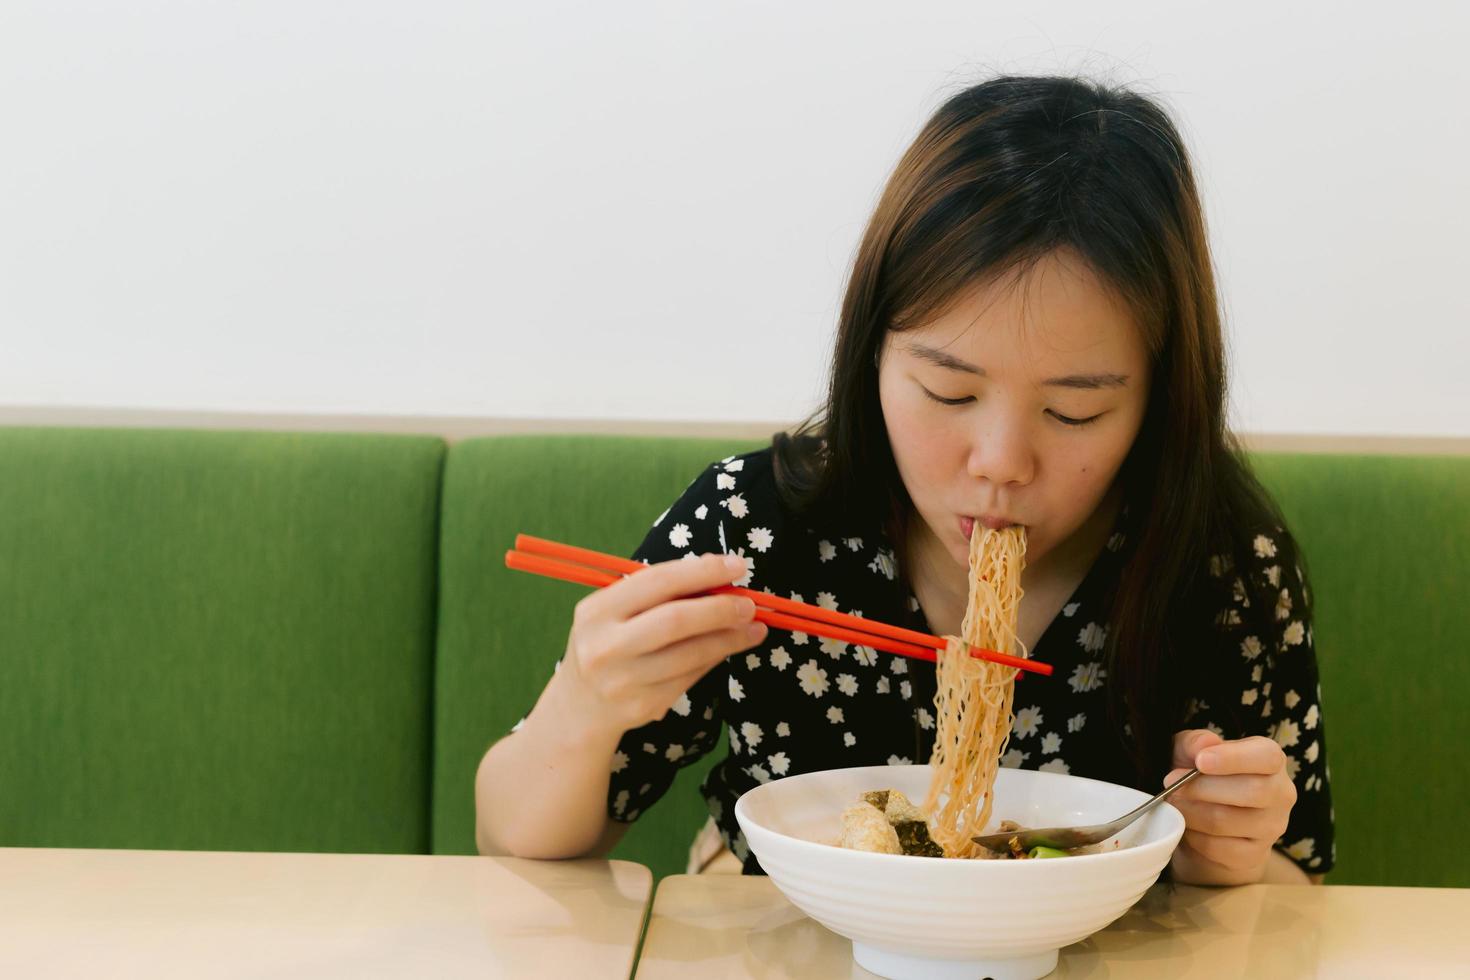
920, 387, 1103, 427
1046, 409, 1103, 427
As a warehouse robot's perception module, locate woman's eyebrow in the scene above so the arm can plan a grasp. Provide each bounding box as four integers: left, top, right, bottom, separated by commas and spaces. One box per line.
1043, 373, 1130, 389
902, 343, 1128, 388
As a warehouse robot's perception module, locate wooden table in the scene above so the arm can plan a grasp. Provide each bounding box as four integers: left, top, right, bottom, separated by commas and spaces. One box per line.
0, 847, 651, 978
635, 873, 1470, 979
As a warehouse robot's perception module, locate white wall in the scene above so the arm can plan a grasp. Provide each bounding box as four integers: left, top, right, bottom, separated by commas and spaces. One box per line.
2, 2, 1465, 436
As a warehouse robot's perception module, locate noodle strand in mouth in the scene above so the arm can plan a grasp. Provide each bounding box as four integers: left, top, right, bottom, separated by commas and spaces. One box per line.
922, 525, 1027, 858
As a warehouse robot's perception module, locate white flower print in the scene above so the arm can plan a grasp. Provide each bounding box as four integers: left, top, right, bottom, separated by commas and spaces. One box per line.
1041, 732, 1062, 754
1284, 838, 1315, 862
728, 676, 745, 702
721, 493, 749, 518
1062, 602, 1080, 618
792, 631, 809, 646
728, 729, 741, 754
797, 660, 830, 697
843, 732, 856, 747
1001, 749, 1029, 768
776, 722, 790, 737
1283, 621, 1306, 646
725, 548, 754, 588
716, 473, 737, 491
868, 548, 897, 580
1251, 665, 1264, 684
671, 693, 692, 717
917, 708, 934, 730
1305, 740, 1319, 763
1275, 588, 1293, 621
1039, 759, 1071, 774
653, 508, 670, 528
1068, 662, 1106, 693
1304, 703, 1319, 730
611, 751, 628, 773
642, 742, 657, 754
1254, 534, 1278, 558
724, 458, 745, 472
900, 680, 912, 700
876, 676, 891, 694
1242, 689, 1259, 706
613, 790, 630, 816
769, 752, 790, 776
1012, 706, 1043, 739
853, 646, 878, 667
1232, 578, 1248, 604
745, 653, 761, 670
1067, 713, 1086, 733
746, 527, 774, 553
826, 706, 844, 724
1265, 564, 1281, 587
1273, 718, 1301, 749
769, 647, 792, 671
741, 721, 764, 750
890, 657, 907, 675
836, 673, 859, 696
732, 834, 749, 862
1078, 622, 1107, 653
819, 637, 849, 659
1285, 689, 1301, 709
818, 540, 837, 562
694, 504, 709, 520
816, 591, 839, 611
1284, 755, 1301, 781
665, 744, 685, 761
748, 765, 770, 784
1241, 636, 1263, 661
843, 537, 863, 552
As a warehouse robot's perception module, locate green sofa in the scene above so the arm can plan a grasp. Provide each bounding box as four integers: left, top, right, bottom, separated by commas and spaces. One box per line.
2, 427, 1466, 887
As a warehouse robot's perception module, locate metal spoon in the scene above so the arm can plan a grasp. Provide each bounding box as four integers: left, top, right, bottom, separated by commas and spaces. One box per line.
969, 768, 1201, 854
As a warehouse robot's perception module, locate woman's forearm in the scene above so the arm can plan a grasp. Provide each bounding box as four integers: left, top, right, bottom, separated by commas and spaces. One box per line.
475, 670, 626, 859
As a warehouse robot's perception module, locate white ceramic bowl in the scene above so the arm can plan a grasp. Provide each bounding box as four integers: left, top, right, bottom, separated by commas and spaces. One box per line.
735, 764, 1184, 980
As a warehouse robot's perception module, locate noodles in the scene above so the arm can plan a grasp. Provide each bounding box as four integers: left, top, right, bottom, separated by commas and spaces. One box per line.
921, 525, 1027, 858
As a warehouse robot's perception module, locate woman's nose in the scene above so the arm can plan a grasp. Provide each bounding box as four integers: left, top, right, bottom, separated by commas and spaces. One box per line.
967, 414, 1035, 487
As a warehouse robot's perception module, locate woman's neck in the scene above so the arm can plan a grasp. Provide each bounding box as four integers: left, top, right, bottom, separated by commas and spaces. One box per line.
900, 482, 1123, 638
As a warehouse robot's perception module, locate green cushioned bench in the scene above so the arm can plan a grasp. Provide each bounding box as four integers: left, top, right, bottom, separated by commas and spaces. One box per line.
2, 427, 1466, 888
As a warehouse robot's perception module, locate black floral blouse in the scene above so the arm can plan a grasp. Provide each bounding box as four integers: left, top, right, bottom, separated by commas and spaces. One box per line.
531, 446, 1335, 876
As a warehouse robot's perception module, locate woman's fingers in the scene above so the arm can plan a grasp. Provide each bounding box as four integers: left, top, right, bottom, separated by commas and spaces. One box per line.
634, 622, 769, 688
614, 591, 759, 658
1169, 798, 1290, 841
577, 552, 746, 624
1193, 735, 1289, 777
1164, 771, 1295, 810
1178, 830, 1262, 872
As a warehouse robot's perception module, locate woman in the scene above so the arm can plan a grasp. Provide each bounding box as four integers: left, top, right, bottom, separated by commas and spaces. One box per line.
475, 74, 1333, 886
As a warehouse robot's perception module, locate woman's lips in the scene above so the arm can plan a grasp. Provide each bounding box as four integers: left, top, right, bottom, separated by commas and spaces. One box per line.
961, 515, 1021, 538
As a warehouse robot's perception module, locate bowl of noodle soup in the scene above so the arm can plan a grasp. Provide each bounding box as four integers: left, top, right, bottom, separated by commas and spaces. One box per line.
735, 763, 1185, 980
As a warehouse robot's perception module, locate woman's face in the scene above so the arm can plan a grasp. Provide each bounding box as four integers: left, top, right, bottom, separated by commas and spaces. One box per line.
877, 248, 1152, 574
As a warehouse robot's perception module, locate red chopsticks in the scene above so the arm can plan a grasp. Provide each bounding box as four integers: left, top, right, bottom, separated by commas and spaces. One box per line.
504, 534, 1052, 677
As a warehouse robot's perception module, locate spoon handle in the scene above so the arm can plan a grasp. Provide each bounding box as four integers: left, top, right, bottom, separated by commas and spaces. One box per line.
1116, 767, 1200, 827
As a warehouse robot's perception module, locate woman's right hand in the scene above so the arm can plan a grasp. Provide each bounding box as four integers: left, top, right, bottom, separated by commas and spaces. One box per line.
557, 552, 768, 739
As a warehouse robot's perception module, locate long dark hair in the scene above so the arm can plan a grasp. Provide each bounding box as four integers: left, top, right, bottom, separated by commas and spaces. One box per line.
771, 75, 1285, 786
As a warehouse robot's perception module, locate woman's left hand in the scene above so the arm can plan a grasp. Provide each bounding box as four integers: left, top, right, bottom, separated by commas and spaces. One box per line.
1164, 728, 1298, 886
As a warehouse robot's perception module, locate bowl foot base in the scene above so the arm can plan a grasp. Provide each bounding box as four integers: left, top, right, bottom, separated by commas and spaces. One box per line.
852, 942, 1060, 980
